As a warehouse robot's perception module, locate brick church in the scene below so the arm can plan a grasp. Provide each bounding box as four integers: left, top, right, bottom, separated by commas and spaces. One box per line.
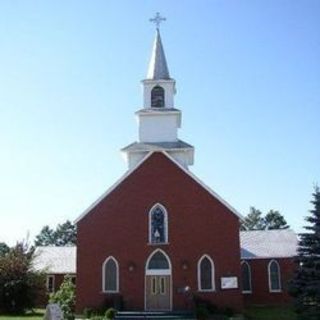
70, 20, 297, 313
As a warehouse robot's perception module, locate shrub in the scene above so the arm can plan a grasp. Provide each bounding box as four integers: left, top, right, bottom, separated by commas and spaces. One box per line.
83, 307, 94, 319
195, 305, 209, 320
49, 276, 75, 320
105, 308, 117, 320
222, 307, 234, 317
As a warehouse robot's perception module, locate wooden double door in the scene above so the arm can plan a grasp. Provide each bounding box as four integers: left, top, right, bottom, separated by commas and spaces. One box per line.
145, 275, 171, 311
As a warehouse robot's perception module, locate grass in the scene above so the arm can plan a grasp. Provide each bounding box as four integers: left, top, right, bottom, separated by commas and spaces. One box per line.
244, 305, 297, 320
0, 309, 45, 320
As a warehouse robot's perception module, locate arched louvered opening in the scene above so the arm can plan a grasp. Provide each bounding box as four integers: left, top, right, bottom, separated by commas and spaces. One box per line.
151, 85, 165, 108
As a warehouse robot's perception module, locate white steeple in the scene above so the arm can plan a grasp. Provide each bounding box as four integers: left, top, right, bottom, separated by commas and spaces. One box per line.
122, 14, 194, 169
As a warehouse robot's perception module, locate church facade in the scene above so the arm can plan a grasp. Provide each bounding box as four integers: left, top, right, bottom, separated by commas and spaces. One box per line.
74, 25, 296, 313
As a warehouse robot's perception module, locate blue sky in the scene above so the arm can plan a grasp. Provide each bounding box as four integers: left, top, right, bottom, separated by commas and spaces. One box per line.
0, 1, 319, 245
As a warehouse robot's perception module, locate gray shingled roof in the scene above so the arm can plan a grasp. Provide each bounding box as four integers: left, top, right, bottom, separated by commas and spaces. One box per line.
33, 246, 76, 274
240, 229, 298, 259
121, 140, 194, 153
146, 29, 170, 80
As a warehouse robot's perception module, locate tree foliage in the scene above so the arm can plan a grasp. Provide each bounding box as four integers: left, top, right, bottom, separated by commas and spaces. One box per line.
0, 242, 45, 314
34, 220, 77, 246
289, 186, 320, 320
240, 207, 289, 231
0, 242, 10, 257
49, 276, 75, 320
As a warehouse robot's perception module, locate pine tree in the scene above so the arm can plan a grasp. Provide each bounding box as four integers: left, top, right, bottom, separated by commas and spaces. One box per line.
290, 186, 320, 320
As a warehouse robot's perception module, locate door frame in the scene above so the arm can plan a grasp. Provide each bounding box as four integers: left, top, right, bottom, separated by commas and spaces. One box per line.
144, 249, 172, 311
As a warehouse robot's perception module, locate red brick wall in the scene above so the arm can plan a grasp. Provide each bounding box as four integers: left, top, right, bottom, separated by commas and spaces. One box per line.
76, 152, 243, 313
242, 258, 295, 306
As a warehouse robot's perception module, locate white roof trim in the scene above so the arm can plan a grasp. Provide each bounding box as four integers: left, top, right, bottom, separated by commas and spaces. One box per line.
75, 151, 242, 223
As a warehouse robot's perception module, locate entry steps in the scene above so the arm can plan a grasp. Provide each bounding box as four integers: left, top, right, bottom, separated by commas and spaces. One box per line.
115, 311, 195, 320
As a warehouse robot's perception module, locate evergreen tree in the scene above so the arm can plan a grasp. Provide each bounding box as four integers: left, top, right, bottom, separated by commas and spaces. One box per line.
264, 210, 289, 230
240, 207, 290, 231
240, 207, 265, 230
34, 220, 76, 246
289, 186, 320, 320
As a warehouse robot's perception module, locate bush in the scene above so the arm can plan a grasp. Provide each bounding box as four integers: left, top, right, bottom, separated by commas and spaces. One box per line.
105, 308, 117, 320
50, 276, 75, 320
90, 316, 104, 320
222, 307, 234, 317
83, 307, 94, 319
195, 305, 209, 320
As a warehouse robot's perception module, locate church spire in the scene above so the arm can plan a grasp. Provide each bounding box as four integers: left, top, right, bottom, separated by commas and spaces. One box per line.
147, 13, 170, 80
146, 28, 170, 80
121, 14, 194, 170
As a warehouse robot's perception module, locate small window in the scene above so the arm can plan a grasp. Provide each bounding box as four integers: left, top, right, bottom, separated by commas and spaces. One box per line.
159, 277, 166, 295
268, 260, 281, 292
241, 261, 252, 293
198, 255, 215, 291
103, 257, 119, 292
151, 277, 157, 295
46, 275, 55, 293
151, 86, 165, 108
149, 204, 168, 244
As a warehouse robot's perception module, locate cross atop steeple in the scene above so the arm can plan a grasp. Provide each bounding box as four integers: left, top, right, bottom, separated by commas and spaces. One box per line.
149, 12, 166, 29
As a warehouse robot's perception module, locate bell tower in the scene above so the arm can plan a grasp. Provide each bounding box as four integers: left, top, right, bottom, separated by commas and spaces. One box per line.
122, 13, 194, 169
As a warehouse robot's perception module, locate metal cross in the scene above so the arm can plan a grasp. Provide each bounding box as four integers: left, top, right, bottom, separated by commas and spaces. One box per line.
149, 12, 166, 29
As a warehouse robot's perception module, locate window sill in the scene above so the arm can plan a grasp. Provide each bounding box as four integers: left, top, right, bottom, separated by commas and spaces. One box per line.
148, 242, 169, 246
101, 291, 120, 294
198, 289, 215, 293
269, 290, 282, 293
242, 291, 252, 294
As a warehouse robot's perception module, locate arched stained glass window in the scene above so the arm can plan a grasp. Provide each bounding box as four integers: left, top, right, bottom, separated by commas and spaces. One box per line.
151, 86, 165, 108
241, 261, 252, 293
268, 260, 281, 292
198, 255, 215, 291
149, 204, 168, 244
102, 257, 119, 292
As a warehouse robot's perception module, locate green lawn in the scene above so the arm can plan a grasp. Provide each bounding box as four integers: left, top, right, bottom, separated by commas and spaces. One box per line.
0, 309, 45, 320
244, 305, 297, 320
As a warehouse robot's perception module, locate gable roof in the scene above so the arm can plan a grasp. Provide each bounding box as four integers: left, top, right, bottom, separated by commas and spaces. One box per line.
75, 151, 243, 223
240, 229, 298, 259
33, 246, 76, 274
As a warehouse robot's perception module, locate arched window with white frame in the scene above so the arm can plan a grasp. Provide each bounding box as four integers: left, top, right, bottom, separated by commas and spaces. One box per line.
102, 256, 119, 293
198, 255, 215, 291
241, 261, 252, 293
149, 203, 168, 244
268, 259, 281, 292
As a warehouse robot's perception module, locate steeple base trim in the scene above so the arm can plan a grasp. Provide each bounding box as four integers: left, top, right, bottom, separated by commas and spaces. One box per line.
121, 140, 194, 169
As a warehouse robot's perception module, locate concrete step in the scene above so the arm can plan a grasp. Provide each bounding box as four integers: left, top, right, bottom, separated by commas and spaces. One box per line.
115, 311, 194, 320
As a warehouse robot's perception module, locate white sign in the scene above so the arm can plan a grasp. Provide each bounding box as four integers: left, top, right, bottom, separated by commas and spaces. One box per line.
221, 277, 238, 289
44, 303, 64, 320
